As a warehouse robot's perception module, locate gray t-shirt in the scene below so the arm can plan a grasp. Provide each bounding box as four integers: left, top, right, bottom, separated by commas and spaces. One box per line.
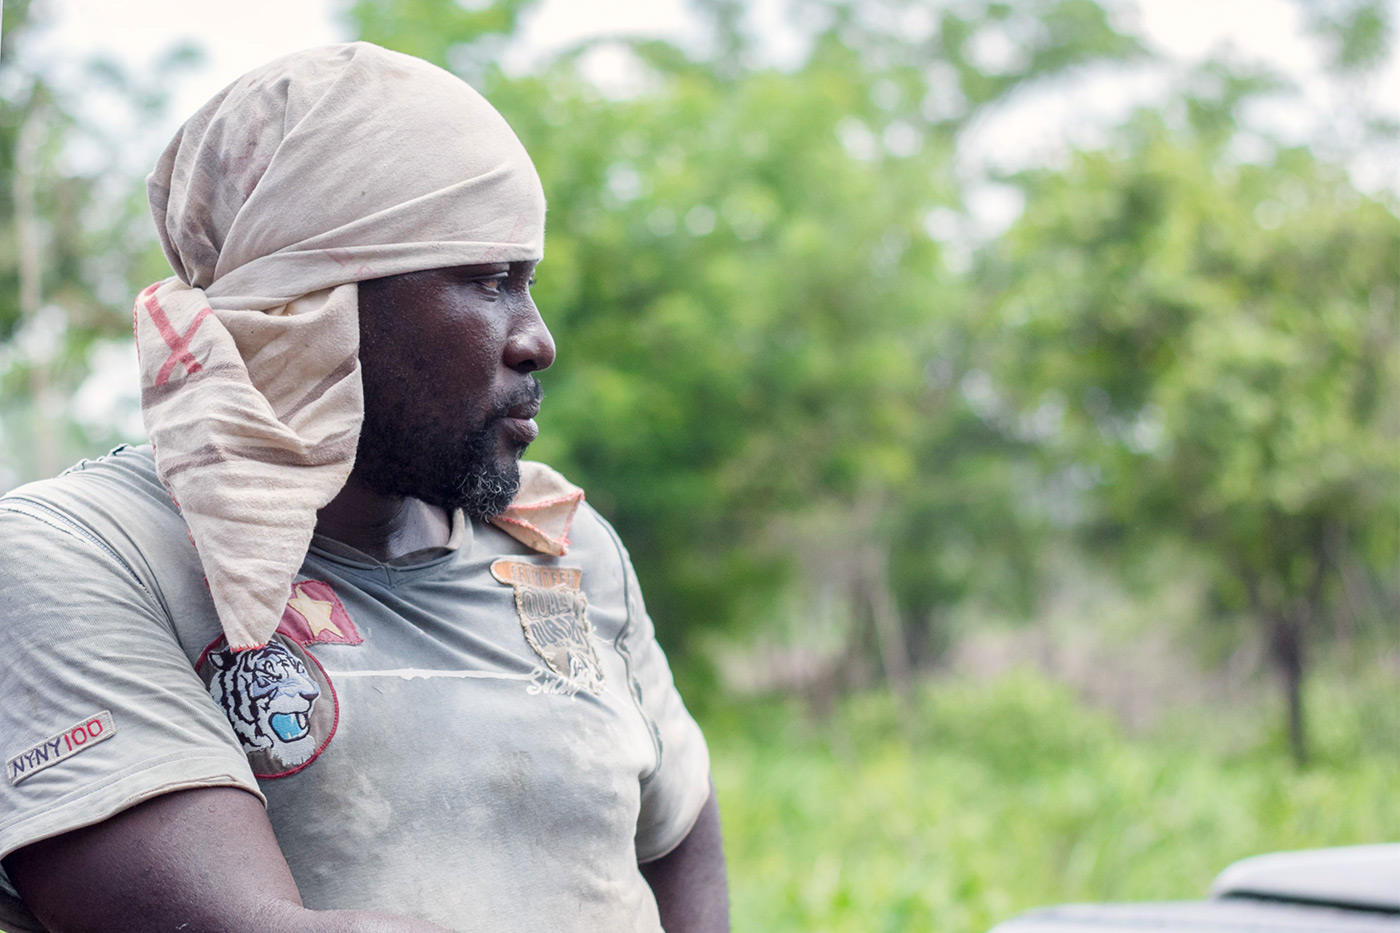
0, 446, 709, 932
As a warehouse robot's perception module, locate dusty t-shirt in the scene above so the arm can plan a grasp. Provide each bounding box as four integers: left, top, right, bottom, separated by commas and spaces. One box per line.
0, 445, 709, 932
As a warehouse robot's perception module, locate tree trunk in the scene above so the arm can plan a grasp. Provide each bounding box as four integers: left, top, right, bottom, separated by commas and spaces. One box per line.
1268, 612, 1307, 767
862, 544, 914, 708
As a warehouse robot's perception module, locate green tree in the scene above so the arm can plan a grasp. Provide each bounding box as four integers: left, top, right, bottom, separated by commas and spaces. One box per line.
978, 85, 1400, 762
0, 1, 196, 481
1293, 0, 1393, 74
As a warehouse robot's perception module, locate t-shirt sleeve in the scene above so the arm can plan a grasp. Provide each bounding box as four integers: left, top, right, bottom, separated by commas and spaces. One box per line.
602, 524, 712, 863
0, 505, 262, 871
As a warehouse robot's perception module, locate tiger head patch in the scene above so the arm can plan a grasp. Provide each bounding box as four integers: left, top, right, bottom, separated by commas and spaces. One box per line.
197, 634, 338, 778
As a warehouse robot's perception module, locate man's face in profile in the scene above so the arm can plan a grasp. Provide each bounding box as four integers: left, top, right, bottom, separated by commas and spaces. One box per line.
352, 260, 554, 518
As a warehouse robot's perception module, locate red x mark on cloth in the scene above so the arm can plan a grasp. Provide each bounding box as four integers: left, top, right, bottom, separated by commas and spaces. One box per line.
142, 285, 214, 387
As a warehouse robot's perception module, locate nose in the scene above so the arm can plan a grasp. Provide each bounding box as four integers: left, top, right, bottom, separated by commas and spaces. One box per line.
505, 301, 555, 373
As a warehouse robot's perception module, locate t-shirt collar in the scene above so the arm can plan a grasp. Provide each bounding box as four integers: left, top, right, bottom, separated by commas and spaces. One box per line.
309, 508, 471, 570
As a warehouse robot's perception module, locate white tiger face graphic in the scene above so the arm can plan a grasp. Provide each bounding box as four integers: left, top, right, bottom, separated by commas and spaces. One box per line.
207, 640, 323, 770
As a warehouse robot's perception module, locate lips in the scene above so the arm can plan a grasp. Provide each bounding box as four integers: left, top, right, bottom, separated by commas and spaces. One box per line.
501, 415, 539, 445
500, 398, 541, 445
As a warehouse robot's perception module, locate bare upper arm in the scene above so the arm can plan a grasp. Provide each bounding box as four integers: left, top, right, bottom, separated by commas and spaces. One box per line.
4, 786, 303, 933
639, 777, 730, 933
4, 787, 455, 933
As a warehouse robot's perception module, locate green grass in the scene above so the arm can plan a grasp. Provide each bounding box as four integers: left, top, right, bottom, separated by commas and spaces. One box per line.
705, 668, 1400, 933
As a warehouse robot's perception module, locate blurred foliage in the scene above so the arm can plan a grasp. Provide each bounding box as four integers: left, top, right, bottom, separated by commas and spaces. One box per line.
1292, 0, 1394, 75
1, 0, 1395, 765
0, 9, 1393, 933
976, 76, 1399, 761
0, 0, 197, 478
708, 667, 1400, 932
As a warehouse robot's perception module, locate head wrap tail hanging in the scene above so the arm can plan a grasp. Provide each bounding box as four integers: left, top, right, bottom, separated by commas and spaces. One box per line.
137, 42, 546, 650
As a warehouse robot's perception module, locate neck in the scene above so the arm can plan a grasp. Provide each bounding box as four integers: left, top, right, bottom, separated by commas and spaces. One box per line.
313, 474, 452, 562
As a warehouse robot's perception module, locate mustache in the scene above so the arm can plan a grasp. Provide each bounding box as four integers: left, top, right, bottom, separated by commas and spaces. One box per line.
487, 378, 544, 423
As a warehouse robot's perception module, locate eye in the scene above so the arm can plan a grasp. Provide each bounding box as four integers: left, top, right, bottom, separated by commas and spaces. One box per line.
473, 274, 509, 296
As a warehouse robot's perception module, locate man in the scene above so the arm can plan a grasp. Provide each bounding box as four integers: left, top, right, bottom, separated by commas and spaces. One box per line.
0, 43, 727, 932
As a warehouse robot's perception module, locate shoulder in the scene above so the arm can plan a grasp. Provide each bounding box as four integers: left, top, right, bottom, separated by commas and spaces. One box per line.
1, 445, 173, 527
567, 500, 628, 568
0, 445, 196, 600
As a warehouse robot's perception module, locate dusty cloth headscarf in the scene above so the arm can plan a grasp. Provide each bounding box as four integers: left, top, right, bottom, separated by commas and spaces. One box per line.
136, 42, 562, 651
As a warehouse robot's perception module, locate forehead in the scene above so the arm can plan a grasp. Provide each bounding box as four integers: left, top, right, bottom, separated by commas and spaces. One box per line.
362, 260, 533, 290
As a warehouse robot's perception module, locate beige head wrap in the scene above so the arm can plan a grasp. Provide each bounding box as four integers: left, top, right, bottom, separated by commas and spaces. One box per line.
136, 42, 551, 650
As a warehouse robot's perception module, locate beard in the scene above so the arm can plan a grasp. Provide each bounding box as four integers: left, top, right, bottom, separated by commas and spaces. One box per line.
354, 379, 543, 520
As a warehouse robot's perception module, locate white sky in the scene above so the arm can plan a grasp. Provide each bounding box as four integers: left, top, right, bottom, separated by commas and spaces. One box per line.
15, 0, 1397, 247
24, 0, 1395, 115
25, 0, 1352, 74
9, 0, 1398, 247
22, 0, 1399, 197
